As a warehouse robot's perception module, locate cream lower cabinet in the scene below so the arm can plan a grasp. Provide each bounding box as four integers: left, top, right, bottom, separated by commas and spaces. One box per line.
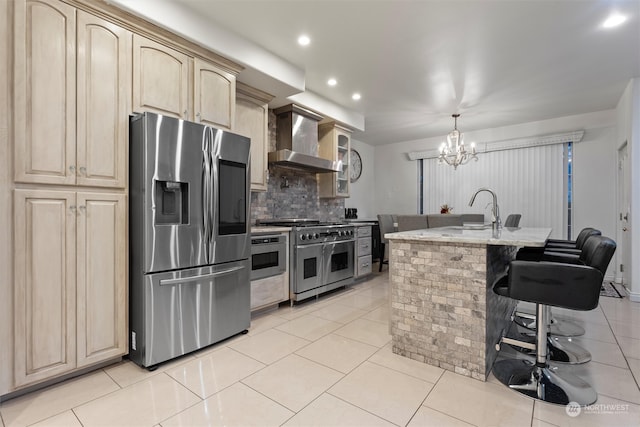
14, 189, 127, 387
235, 83, 273, 192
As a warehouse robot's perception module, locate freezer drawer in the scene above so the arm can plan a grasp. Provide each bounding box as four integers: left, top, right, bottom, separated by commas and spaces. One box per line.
129, 259, 250, 368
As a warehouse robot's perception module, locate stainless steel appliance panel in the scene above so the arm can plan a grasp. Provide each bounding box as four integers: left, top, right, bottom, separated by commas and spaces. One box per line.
131, 259, 250, 367
212, 132, 251, 264
323, 241, 354, 285
293, 243, 323, 294
129, 112, 251, 369
251, 234, 287, 281
131, 113, 251, 272
132, 113, 209, 273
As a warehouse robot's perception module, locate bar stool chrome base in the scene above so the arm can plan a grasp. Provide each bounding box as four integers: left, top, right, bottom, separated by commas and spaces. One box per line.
506, 334, 592, 364
515, 313, 585, 337
493, 359, 597, 406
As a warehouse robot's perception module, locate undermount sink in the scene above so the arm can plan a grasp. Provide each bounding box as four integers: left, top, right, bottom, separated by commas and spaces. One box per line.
455, 223, 493, 230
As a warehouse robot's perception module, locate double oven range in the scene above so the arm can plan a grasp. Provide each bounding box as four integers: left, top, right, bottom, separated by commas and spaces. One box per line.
257, 219, 355, 302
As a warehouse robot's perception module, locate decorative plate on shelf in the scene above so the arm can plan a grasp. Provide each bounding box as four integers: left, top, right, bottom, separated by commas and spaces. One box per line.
350, 149, 362, 183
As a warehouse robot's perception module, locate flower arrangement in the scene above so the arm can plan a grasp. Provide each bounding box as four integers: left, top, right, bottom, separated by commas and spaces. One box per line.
440, 204, 453, 214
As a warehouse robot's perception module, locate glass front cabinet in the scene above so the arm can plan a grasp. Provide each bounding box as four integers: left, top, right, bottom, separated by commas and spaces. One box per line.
318, 122, 352, 198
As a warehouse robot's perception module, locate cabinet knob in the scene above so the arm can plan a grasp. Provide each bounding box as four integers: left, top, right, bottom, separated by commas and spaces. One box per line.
184, 110, 188, 116
79, 205, 86, 213
79, 166, 86, 176
196, 112, 201, 117
70, 205, 77, 214
69, 165, 76, 174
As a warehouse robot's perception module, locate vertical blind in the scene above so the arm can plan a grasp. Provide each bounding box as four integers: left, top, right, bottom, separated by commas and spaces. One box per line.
424, 144, 566, 238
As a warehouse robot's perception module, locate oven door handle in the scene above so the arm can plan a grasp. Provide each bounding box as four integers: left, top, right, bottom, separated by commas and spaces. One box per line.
159, 265, 245, 286
295, 242, 326, 250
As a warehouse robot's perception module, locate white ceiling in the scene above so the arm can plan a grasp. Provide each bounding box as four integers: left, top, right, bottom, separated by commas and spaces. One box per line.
173, 0, 640, 146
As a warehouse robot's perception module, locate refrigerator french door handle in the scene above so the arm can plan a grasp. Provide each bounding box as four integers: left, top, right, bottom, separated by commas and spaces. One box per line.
210, 128, 221, 253
158, 265, 246, 286
202, 128, 213, 262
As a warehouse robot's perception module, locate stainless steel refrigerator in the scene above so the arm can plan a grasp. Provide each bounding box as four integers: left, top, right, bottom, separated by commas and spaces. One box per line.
129, 112, 251, 368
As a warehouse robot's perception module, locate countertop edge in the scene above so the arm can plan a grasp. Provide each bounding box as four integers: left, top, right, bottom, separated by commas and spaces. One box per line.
385, 227, 552, 247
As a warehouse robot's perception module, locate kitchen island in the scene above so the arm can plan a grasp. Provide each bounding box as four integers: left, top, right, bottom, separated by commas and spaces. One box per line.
385, 226, 551, 381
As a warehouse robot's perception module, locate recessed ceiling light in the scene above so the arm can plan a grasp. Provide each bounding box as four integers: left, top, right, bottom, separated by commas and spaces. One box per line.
297, 35, 310, 46
603, 13, 627, 28
352, 93, 361, 101
327, 78, 337, 86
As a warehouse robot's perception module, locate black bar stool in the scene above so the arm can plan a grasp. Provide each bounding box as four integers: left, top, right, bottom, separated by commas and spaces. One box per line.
492, 235, 616, 405
514, 227, 602, 338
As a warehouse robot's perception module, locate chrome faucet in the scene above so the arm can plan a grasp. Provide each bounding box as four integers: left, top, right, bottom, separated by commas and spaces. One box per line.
468, 187, 501, 229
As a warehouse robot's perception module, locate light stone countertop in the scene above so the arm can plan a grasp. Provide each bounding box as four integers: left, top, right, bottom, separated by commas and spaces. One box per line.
251, 226, 292, 234
385, 226, 552, 247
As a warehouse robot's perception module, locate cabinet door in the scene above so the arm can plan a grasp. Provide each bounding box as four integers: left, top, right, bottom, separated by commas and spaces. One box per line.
14, 190, 76, 386
335, 132, 351, 197
133, 34, 191, 119
194, 58, 235, 129
76, 192, 127, 367
318, 124, 351, 198
76, 12, 131, 188
14, 0, 76, 185
236, 93, 268, 191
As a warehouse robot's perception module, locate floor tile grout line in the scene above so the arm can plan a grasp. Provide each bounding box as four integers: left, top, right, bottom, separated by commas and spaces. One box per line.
8, 371, 125, 427
600, 300, 640, 393
69, 408, 84, 427
323, 390, 403, 427
365, 358, 442, 385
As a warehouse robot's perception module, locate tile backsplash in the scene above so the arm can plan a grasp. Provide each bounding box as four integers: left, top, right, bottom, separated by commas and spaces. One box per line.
250, 110, 345, 223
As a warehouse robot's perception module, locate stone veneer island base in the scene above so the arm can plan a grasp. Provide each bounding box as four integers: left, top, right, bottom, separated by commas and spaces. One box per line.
386, 226, 551, 381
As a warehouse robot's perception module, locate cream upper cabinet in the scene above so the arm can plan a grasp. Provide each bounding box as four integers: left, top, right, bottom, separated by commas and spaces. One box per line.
14, 189, 127, 385
235, 83, 273, 192
14, 189, 77, 386
14, 0, 76, 185
194, 58, 236, 130
14, 1, 130, 188
133, 34, 191, 120
318, 122, 352, 198
76, 192, 127, 368
76, 11, 131, 188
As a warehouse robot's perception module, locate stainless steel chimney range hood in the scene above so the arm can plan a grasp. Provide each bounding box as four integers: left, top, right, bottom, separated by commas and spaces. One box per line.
268, 104, 340, 173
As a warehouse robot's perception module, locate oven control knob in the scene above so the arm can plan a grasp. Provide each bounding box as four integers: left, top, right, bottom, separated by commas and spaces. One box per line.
313, 233, 319, 239
300, 234, 306, 241
349, 230, 354, 236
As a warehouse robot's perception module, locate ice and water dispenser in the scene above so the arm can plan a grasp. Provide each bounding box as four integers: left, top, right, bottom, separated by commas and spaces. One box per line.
155, 180, 189, 225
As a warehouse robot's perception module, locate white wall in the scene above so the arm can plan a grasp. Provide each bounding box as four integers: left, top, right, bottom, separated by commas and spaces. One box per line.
345, 138, 377, 220
616, 78, 640, 301
572, 126, 618, 247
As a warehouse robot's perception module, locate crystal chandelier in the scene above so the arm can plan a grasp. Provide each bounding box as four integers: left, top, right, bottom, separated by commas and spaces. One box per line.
438, 114, 478, 169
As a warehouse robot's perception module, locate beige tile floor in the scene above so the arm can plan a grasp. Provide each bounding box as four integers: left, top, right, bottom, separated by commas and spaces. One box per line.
1, 269, 640, 427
